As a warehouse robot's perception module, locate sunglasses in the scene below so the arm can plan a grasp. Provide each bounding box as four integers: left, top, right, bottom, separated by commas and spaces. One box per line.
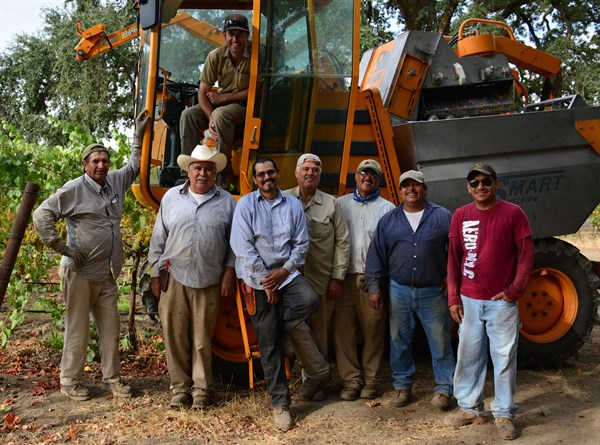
254, 168, 278, 179
358, 170, 380, 179
468, 177, 494, 188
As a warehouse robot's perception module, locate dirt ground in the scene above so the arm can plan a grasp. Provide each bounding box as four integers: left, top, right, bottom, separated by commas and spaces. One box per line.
1, 232, 599, 444
1, 310, 598, 445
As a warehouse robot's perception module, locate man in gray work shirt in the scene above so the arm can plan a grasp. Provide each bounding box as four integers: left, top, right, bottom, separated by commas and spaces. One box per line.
33, 111, 149, 401
148, 144, 236, 409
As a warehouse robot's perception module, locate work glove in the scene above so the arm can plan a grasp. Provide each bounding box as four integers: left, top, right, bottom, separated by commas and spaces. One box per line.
134, 109, 150, 140
61, 246, 85, 267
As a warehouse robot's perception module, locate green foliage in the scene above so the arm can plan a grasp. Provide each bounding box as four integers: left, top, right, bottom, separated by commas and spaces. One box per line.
42, 330, 65, 350
35, 296, 66, 329
0, 117, 153, 348
589, 205, 600, 231
0, 0, 135, 146
0, 281, 29, 348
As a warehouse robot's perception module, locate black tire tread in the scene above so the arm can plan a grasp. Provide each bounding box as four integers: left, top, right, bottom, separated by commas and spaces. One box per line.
518, 238, 599, 368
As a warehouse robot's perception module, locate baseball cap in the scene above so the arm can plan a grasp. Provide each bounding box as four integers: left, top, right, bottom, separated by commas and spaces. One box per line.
296, 153, 322, 168
223, 14, 249, 33
357, 159, 382, 176
399, 170, 425, 186
82, 143, 110, 161
467, 163, 497, 179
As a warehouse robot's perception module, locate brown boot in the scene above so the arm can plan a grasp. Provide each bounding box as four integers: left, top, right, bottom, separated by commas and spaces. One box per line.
339, 380, 362, 401
445, 410, 487, 427
495, 417, 518, 440
391, 388, 412, 407
430, 393, 451, 411
297, 374, 329, 401
103, 381, 132, 398
60, 384, 91, 401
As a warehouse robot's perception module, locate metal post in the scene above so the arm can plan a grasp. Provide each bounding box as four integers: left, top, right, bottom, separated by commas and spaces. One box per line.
0, 181, 40, 306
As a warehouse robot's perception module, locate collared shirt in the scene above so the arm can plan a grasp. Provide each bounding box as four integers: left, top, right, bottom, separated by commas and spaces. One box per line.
284, 187, 349, 295
200, 42, 251, 94
365, 201, 452, 294
148, 183, 235, 289
33, 143, 141, 280
337, 193, 394, 274
230, 189, 308, 290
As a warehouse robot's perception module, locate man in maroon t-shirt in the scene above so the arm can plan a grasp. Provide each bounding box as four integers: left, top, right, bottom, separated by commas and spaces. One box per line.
444, 163, 534, 440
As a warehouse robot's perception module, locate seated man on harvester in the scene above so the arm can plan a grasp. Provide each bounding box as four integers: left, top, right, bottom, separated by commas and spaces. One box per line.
179, 13, 251, 189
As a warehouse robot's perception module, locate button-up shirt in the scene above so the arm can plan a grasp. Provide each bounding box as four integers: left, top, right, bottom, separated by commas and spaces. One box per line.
284, 187, 349, 295
365, 201, 452, 294
230, 189, 308, 290
337, 193, 394, 274
201, 42, 251, 94
33, 142, 141, 279
148, 183, 236, 289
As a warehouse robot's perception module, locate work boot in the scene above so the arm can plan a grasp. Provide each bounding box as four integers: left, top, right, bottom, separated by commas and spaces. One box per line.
391, 388, 412, 407
273, 405, 293, 431
60, 383, 91, 401
360, 381, 378, 400
430, 393, 451, 411
339, 381, 361, 401
192, 394, 209, 410
103, 381, 132, 398
495, 417, 518, 440
445, 410, 487, 427
169, 392, 192, 409
297, 373, 329, 401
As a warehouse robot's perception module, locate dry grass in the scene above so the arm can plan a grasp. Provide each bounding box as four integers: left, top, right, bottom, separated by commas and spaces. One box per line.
560, 226, 600, 261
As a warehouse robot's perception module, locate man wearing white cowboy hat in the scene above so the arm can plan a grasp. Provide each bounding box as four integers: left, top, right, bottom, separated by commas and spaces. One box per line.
148, 144, 237, 409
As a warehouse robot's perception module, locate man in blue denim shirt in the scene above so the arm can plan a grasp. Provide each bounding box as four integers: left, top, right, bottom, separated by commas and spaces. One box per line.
230, 157, 329, 431
365, 170, 455, 411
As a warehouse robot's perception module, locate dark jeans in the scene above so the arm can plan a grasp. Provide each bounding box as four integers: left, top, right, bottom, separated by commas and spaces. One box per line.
251, 275, 319, 407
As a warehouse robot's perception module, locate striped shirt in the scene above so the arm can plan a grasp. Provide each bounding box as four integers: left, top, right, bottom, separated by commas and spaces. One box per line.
33, 142, 141, 279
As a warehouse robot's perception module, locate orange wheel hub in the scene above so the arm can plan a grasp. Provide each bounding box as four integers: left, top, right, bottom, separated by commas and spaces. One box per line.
519, 267, 578, 343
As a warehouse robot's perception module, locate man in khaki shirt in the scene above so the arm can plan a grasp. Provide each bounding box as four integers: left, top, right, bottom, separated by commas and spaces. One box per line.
285, 154, 350, 363
180, 14, 251, 184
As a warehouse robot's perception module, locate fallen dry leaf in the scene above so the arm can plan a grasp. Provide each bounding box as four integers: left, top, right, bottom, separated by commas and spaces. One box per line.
65, 424, 77, 442
365, 400, 381, 408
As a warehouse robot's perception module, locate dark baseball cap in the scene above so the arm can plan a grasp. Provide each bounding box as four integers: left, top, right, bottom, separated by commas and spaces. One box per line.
467, 163, 497, 179
223, 14, 249, 33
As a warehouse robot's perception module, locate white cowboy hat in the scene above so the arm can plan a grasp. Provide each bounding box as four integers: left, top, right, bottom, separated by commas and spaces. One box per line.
177, 144, 227, 173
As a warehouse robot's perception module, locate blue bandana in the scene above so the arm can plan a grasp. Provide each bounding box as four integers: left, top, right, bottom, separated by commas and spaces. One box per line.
353, 187, 380, 203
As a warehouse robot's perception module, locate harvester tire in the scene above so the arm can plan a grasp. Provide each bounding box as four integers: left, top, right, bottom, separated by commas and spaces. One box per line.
518, 238, 599, 368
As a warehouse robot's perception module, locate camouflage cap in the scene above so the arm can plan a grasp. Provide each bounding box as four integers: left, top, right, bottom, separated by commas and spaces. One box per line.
82, 143, 110, 161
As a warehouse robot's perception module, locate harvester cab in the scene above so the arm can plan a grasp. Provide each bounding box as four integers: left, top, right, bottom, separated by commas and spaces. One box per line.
128, 0, 358, 211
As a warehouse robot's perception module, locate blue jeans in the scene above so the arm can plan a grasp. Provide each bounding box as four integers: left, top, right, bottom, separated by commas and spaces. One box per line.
454, 295, 520, 419
251, 275, 320, 407
389, 280, 455, 396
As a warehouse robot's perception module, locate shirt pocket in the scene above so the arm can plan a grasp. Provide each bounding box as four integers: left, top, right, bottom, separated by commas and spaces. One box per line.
307, 216, 332, 241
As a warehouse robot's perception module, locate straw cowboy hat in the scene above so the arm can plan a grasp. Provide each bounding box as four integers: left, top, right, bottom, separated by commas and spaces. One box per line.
177, 144, 227, 173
